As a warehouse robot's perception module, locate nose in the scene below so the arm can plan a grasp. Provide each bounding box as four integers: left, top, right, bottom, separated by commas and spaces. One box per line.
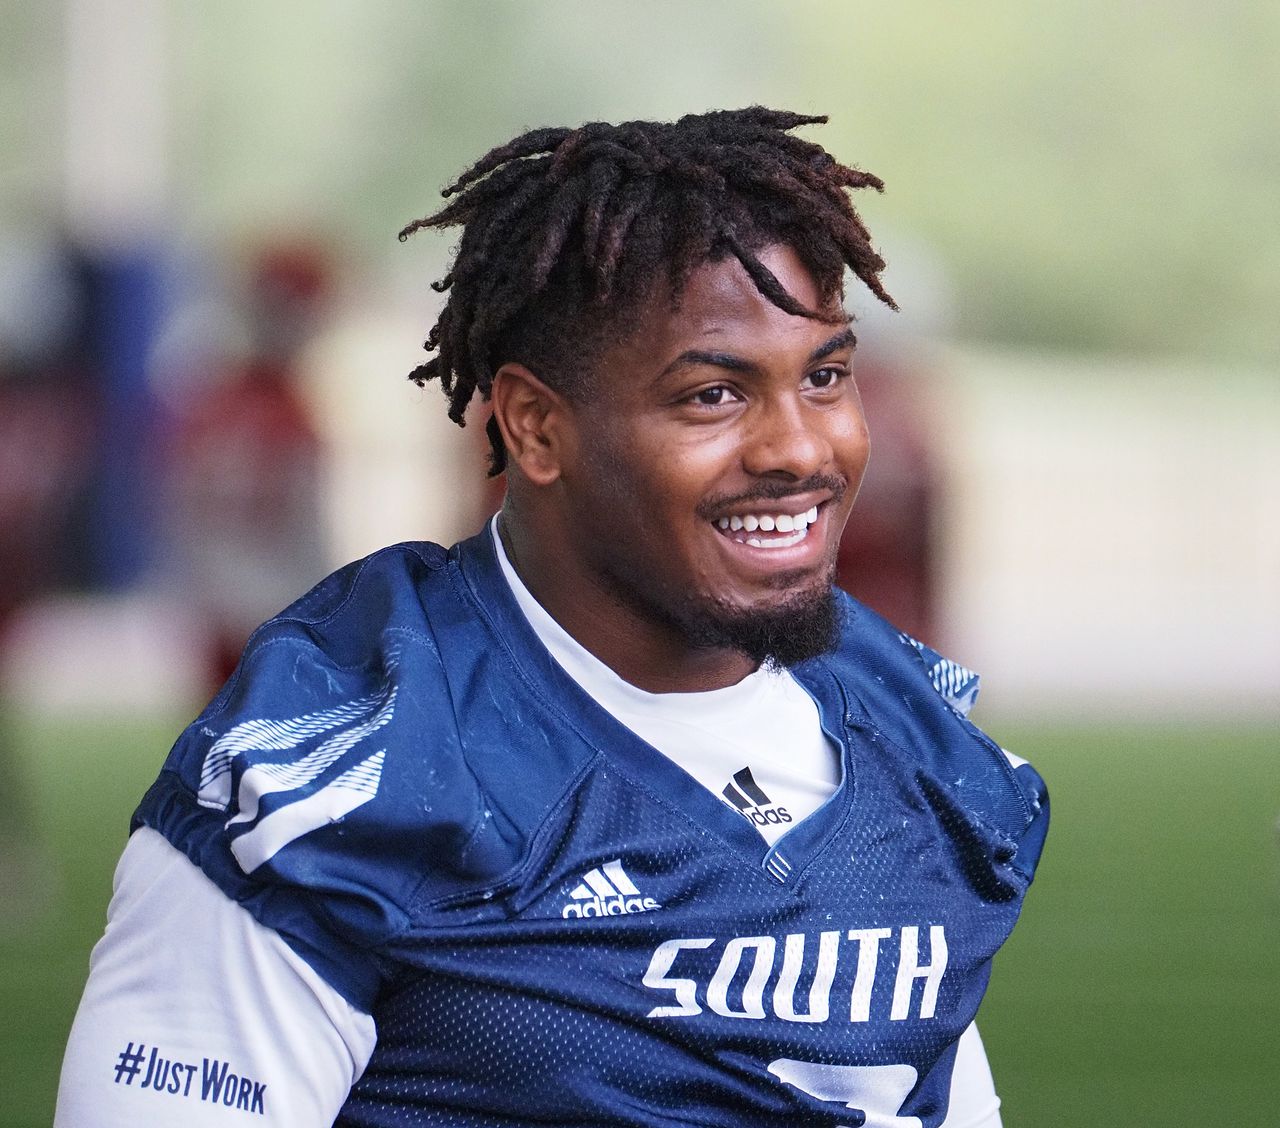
740, 397, 836, 481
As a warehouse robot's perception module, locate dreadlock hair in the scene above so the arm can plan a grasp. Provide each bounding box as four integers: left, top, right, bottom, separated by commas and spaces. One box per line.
399, 106, 897, 475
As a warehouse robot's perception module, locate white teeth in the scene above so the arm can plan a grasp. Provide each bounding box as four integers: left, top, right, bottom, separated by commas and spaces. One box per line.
745, 529, 807, 549
786, 505, 820, 532
713, 504, 824, 541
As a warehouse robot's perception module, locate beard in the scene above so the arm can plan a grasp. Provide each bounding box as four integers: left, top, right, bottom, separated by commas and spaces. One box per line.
674, 583, 841, 668
678, 473, 847, 666
605, 564, 841, 669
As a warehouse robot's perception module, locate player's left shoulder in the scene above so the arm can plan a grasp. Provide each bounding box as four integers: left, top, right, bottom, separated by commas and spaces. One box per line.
814, 593, 1049, 866
884, 623, 1049, 842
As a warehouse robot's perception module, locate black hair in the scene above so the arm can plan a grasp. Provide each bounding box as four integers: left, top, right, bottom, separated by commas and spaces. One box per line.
399, 106, 896, 473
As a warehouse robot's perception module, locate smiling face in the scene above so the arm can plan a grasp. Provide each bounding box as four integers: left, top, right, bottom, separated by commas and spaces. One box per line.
498, 243, 870, 690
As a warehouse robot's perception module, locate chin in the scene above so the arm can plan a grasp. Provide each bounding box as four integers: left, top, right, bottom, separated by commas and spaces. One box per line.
674, 582, 840, 668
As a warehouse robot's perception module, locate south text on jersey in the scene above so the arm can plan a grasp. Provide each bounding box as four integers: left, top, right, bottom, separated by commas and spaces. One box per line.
642, 923, 947, 1023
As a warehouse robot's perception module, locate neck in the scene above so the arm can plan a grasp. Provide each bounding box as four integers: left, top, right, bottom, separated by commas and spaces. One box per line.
497, 511, 756, 694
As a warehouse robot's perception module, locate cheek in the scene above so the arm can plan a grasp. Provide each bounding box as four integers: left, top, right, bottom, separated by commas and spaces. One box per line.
847, 421, 872, 484
574, 428, 685, 547
626, 426, 725, 506
834, 405, 872, 480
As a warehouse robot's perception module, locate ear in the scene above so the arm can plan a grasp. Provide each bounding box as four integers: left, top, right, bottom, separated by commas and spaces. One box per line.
490, 362, 575, 486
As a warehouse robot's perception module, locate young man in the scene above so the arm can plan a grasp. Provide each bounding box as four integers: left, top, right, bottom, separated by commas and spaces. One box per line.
58, 108, 1048, 1127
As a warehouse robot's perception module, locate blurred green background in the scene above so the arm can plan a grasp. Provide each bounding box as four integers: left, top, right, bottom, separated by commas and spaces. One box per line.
5, 1, 1277, 362
1, 2, 1277, 1125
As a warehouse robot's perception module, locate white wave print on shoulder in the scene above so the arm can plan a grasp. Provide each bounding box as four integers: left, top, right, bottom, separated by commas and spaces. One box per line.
898, 633, 981, 718
197, 676, 397, 874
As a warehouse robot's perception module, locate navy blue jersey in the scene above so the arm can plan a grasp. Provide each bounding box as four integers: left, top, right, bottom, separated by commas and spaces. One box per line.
135, 529, 1048, 1127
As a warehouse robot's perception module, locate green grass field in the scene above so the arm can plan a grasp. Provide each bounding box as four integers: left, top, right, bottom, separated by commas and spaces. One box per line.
2, 713, 1276, 1126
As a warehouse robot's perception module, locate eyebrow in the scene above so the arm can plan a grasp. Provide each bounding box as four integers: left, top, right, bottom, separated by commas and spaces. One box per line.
659, 325, 857, 379
809, 327, 857, 362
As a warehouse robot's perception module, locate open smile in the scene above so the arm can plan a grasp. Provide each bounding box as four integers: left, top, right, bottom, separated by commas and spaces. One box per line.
710, 504, 823, 550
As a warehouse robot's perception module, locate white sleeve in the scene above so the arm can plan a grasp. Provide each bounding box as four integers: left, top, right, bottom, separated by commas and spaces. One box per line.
55, 826, 377, 1127
940, 1022, 1002, 1128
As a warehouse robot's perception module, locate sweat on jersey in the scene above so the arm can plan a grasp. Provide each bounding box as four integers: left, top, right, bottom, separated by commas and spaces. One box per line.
125, 528, 1048, 1127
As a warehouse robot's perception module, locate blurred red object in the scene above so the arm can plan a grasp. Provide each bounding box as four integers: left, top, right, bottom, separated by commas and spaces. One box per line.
160, 240, 333, 690
837, 356, 939, 645
0, 370, 96, 637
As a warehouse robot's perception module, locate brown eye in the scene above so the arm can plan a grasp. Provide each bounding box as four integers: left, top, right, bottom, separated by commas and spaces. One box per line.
804, 367, 842, 390
692, 386, 733, 406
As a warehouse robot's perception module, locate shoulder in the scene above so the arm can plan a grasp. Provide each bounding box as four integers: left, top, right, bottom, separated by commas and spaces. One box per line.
189, 539, 465, 844
819, 591, 983, 722
811, 592, 1048, 873
133, 536, 585, 1005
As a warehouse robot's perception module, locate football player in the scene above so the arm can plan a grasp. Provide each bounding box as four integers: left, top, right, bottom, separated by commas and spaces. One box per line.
57, 108, 1048, 1127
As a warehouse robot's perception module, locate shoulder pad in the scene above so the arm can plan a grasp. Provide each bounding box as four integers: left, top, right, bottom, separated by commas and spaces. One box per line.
133, 542, 528, 1007
812, 594, 1044, 858
896, 631, 982, 717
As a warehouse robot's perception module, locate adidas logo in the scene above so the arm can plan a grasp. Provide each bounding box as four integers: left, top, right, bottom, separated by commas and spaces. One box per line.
722, 766, 793, 827
561, 860, 660, 919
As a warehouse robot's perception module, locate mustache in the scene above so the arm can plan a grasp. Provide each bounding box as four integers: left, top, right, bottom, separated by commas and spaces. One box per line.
695, 473, 847, 520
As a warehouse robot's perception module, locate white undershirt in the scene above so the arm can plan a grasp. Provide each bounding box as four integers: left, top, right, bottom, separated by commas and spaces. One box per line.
56, 527, 1002, 1127
494, 518, 839, 845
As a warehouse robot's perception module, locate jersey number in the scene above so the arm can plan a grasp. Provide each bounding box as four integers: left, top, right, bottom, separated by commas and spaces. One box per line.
767, 1059, 922, 1128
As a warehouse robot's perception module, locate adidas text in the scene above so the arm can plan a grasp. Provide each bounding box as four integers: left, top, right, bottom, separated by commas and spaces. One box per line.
562, 895, 661, 919
562, 860, 660, 918
746, 806, 792, 826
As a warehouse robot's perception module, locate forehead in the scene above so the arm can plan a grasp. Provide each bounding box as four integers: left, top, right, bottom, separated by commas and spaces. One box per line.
623, 245, 845, 365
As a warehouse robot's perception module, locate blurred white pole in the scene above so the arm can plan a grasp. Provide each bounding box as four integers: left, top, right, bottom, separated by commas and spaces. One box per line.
63, 0, 170, 248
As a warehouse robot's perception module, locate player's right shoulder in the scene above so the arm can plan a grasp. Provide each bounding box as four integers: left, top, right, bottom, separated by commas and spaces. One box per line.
265, 540, 451, 633
177, 539, 464, 830
130, 539, 511, 1007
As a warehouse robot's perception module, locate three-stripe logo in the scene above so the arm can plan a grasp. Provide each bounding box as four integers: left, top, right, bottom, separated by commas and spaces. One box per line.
562, 860, 661, 918
722, 766, 793, 828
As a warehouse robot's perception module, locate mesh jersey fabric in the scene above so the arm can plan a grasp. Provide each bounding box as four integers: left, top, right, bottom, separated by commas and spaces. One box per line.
133, 528, 1048, 1127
